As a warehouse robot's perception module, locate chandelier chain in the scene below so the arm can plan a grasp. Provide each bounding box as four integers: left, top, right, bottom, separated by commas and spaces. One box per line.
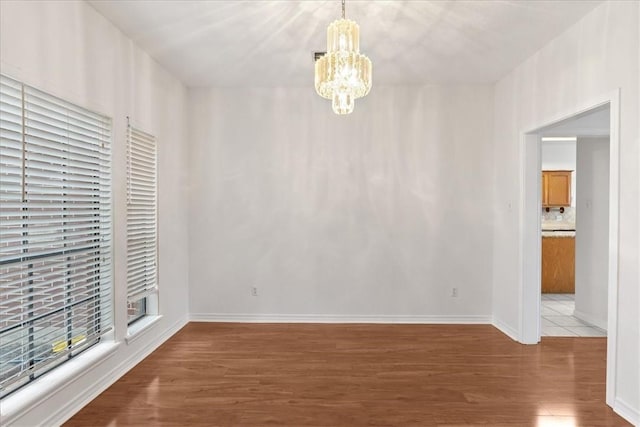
342, 0, 345, 19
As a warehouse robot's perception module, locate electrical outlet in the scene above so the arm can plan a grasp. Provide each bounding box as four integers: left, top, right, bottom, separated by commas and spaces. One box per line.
451, 287, 458, 297
251, 287, 258, 297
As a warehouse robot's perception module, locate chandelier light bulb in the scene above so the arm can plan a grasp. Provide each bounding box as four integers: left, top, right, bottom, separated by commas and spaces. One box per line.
315, 0, 372, 115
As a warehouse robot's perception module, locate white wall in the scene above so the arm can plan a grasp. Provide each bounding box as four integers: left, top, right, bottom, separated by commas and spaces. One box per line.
541, 141, 576, 207
0, 1, 190, 425
492, 0, 639, 422
574, 137, 609, 330
188, 85, 494, 321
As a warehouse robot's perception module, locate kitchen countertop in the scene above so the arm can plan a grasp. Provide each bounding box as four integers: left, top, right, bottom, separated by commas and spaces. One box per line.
542, 221, 575, 237
541, 221, 575, 231
542, 230, 575, 238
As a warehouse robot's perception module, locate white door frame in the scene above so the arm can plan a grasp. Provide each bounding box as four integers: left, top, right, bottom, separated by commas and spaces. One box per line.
519, 89, 620, 406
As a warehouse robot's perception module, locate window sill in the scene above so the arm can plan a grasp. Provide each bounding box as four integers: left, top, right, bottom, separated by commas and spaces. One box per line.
126, 315, 163, 345
0, 340, 120, 426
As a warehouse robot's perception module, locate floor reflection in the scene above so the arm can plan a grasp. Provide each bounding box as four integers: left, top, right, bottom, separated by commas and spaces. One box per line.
536, 416, 577, 427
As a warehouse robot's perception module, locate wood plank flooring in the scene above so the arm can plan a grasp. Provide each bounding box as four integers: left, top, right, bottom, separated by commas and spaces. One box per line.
66, 323, 630, 426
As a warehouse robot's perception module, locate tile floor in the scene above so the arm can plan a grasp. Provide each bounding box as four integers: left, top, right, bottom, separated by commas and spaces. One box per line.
541, 293, 607, 337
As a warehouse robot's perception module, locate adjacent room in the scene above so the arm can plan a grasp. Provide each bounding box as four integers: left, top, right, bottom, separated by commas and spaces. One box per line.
538, 106, 612, 338
0, 1, 638, 426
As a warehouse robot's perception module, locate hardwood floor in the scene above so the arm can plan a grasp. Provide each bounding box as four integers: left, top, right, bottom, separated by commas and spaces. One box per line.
66, 323, 630, 426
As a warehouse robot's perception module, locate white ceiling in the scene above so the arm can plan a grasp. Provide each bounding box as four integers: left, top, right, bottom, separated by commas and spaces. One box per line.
89, 0, 601, 88
540, 105, 610, 137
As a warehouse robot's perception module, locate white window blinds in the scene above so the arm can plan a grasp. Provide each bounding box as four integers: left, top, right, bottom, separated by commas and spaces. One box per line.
0, 74, 112, 397
126, 125, 157, 304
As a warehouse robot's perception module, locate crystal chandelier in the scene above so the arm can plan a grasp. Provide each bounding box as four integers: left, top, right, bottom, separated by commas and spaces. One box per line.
315, 0, 372, 115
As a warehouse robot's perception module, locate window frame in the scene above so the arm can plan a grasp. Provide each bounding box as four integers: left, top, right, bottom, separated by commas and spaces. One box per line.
0, 74, 113, 398
125, 121, 158, 328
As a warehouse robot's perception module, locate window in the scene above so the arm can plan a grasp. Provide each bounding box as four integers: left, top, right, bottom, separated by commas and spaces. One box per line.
126, 124, 157, 325
0, 75, 112, 397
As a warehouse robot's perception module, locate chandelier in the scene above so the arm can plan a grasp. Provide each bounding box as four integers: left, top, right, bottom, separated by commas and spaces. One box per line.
315, 0, 372, 115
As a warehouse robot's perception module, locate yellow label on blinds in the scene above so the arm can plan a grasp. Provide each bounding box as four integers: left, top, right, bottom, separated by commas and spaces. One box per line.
52, 334, 87, 353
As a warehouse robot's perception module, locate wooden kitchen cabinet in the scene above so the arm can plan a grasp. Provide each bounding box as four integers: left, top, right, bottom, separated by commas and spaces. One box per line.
542, 170, 572, 207
541, 236, 575, 293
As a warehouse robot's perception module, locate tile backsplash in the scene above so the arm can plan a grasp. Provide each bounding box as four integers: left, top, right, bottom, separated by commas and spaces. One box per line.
541, 206, 576, 228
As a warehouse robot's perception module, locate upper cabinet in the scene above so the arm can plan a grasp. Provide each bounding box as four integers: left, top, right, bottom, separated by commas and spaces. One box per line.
542, 170, 572, 207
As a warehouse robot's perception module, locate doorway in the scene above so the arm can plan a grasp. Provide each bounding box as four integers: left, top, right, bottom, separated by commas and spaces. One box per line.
519, 91, 620, 406
540, 134, 609, 338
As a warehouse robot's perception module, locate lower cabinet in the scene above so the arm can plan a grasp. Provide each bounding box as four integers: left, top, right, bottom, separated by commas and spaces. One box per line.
541, 236, 575, 293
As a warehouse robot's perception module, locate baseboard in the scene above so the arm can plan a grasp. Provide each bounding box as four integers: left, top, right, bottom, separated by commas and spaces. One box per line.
43, 315, 188, 427
491, 317, 520, 342
614, 397, 639, 426
573, 309, 607, 331
190, 313, 492, 324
